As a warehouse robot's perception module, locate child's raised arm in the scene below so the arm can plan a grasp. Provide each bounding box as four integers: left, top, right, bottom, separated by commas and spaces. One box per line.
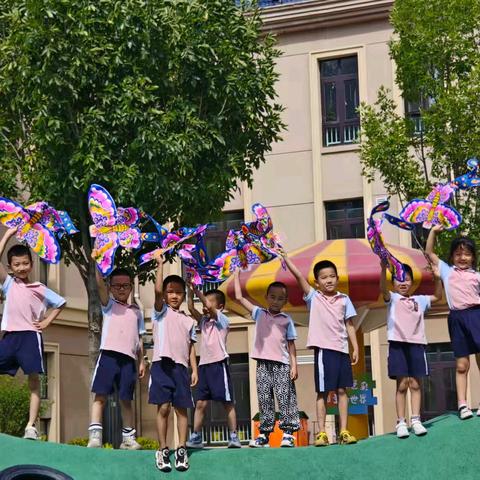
283, 255, 311, 296
186, 280, 203, 322
430, 263, 443, 304
379, 261, 390, 303
425, 225, 443, 268
0, 228, 16, 284
234, 269, 255, 314
153, 250, 165, 312
92, 255, 109, 306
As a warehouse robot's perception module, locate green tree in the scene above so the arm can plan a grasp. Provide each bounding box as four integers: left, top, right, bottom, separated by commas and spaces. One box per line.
0, 0, 284, 367
359, 0, 480, 256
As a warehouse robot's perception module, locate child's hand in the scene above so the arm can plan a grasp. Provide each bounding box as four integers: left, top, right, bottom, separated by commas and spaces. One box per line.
138, 360, 146, 379
380, 260, 388, 270
432, 225, 444, 233
153, 248, 165, 264
33, 318, 51, 331
5, 228, 16, 238
351, 349, 359, 366
190, 370, 198, 387
290, 364, 298, 381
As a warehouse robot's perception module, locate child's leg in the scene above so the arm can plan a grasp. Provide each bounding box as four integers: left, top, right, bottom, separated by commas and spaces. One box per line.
90, 394, 107, 424
455, 356, 470, 406
174, 407, 188, 447
409, 377, 422, 417
156, 402, 171, 449
223, 402, 238, 432
273, 363, 299, 434
27, 373, 41, 427
192, 400, 208, 433
337, 388, 349, 431
256, 361, 275, 434
316, 393, 328, 432
119, 399, 134, 428
395, 377, 409, 420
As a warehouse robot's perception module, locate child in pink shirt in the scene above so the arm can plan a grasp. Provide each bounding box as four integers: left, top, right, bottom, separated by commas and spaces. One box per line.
150, 251, 198, 473
427, 225, 480, 419
0, 228, 65, 441
380, 261, 442, 438
234, 270, 300, 448
284, 255, 358, 446
88, 266, 146, 449
186, 283, 241, 449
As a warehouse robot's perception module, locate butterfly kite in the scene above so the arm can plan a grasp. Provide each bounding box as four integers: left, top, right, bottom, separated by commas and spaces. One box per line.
367, 200, 413, 282
88, 184, 142, 276
400, 183, 461, 231
0, 198, 78, 263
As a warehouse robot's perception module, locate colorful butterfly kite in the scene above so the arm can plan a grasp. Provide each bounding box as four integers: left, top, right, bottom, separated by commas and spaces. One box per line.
138, 222, 209, 265
88, 184, 142, 276
177, 242, 221, 286
400, 183, 461, 230
367, 200, 413, 282
452, 157, 480, 189
0, 198, 78, 264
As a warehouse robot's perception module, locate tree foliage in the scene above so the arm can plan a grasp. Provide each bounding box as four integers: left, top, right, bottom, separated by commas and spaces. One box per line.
0, 0, 284, 362
359, 0, 480, 257
0, 377, 31, 437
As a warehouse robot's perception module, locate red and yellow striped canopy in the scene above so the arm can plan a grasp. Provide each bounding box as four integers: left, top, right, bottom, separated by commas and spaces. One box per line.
222, 239, 435, 315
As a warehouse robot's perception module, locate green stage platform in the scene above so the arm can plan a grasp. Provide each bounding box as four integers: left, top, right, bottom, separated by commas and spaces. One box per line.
0, 414, 475, 479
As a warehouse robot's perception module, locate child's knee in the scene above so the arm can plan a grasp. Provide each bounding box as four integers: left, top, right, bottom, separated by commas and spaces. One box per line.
94, 394, 107, 406
397, 378, 409, 393
196, 400, 208, 411
158, 403, 171, 417
408, 377, 421, 391
456, 358, 470, 375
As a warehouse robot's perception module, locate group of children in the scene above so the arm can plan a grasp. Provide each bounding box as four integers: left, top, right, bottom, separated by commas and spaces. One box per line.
1, 224, 480, 472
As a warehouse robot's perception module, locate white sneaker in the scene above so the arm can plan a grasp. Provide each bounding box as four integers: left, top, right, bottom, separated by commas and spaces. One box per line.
23, 426, 39, 441
87, 428, 102, 448
120, 434, 141, 450
459, 405, 473, 420
411, 419, 427, 436
155, 448, 172, 472
395, 421, 409, 439
477, 406, 480, 417
280, 433, 295, 447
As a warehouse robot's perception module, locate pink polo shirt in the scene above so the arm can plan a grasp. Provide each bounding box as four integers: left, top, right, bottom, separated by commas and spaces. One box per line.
152, 304, 197, 368
386, 292, 431, 344
100, 298, 145, 359
1, 275, 65, 332
198, 311, 229, 366
304, 287, 356, 353
250, 307, 297, 365
439, 260, 480, 310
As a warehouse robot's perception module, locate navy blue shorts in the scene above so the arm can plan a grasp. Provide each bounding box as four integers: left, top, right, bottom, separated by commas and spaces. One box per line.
91, 350, 137, 401
388, 341, 428, 379
149, 358, 193, 409
448, 307, 480, 358
0, 331, 44, 376
195, 359, 234, 403
314, 348, 353, 393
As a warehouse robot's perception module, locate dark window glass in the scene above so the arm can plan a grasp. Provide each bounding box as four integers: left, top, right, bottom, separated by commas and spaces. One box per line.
325, 199, 365, 240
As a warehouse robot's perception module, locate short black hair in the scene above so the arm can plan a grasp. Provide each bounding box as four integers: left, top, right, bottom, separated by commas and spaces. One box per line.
267, 281, 288, 296
110, 268, 133, 282
163, 274, 186, 291
205, 289, 226, 306
402, 263, 414, 281
7, 244, 32, 264
313, 260, 338, 279
449, 236, 477, 268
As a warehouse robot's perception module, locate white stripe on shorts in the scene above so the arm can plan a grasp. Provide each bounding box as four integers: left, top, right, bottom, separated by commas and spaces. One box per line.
317, 349, 325, 392
423, 351, 429, 375
223, 363, 231, 402
90, 352, 103, 389
36, 332, 44, 374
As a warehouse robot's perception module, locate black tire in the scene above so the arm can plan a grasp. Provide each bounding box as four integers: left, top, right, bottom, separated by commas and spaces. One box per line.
0, 465, 74, 480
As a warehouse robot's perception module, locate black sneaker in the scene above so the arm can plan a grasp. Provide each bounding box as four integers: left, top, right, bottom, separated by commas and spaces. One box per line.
155, 447, 172, 472
175, 446, 189, 472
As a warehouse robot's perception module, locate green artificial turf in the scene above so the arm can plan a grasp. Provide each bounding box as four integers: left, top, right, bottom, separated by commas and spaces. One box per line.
0, 414, 475, 480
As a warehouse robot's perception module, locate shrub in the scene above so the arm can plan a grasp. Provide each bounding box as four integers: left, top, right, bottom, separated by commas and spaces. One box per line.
67, 437, 88, 447
136, 437, 159, 450
0, 377, 31, 437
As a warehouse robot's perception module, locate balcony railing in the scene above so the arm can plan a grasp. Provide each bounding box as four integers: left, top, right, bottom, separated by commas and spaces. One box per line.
258, 0, 311, 6
323, 122, 360, 147
189, 423, 252, 446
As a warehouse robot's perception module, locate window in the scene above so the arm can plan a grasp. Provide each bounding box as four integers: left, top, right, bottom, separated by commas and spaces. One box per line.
203, 210, 244, 260
405, 97, 432, 136
325, 199, 365, 240
320, 56, 360, 147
